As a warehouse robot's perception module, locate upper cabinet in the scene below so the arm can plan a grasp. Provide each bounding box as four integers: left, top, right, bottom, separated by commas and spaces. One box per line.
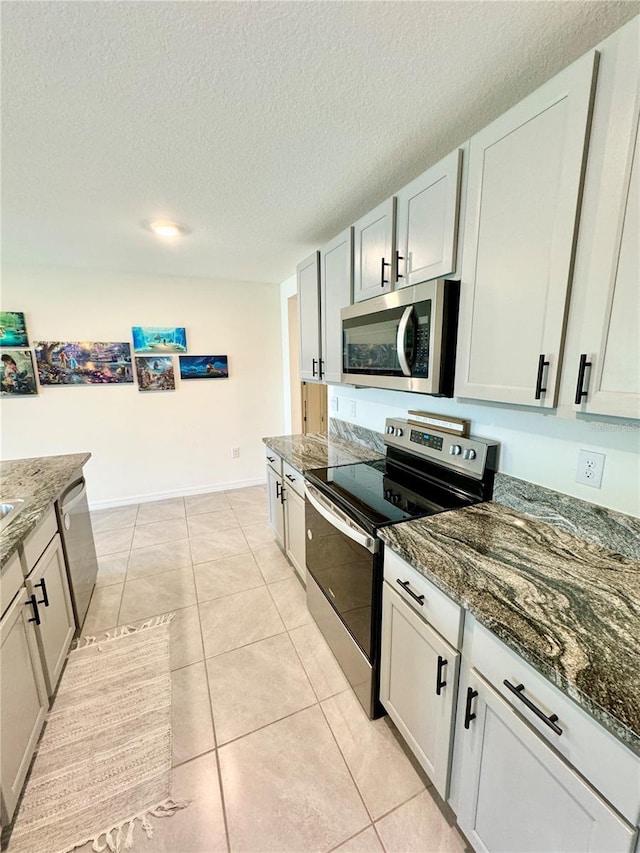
455, 51, 599, 408
297, 251, 322, 382
353, 197, 396, 303
562, 18, 639, 420
395, 149, 463, 289
320, 227, 353, 384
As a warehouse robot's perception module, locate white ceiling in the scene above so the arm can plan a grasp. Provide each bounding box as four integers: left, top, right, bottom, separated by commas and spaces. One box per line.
2, 1, 637, 285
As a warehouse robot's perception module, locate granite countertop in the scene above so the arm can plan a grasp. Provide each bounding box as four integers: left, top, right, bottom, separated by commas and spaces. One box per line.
379, 501, 640, 755
263, 432, 383, 473
0, 453, 91, 567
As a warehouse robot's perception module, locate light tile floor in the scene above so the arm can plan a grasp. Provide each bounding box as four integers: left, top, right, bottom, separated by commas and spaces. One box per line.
64, 487, 470, 852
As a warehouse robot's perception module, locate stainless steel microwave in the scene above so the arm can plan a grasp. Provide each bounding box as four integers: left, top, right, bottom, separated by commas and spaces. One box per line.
341, 280, 459, 396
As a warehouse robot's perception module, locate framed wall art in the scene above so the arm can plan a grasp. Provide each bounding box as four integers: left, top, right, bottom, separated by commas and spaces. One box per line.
35, 342, 134, 385
132, 326, 187, 353
0, 312, 29, 348
135, 356, 175, 391
0, 350, 38, 396
179, 355, 228, 379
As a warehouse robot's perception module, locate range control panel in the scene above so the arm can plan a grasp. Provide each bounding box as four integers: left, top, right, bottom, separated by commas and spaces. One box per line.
384, 418, 498, 479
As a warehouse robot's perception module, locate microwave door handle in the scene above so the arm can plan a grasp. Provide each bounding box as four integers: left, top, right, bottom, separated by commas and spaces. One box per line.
304, 484, 377, 553
396, 306, 414, 377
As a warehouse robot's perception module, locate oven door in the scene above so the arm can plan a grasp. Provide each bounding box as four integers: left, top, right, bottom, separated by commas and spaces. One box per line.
304, 482, 384, 718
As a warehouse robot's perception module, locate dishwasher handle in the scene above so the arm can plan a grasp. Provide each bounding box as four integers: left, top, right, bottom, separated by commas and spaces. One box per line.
60, 478, 88, 515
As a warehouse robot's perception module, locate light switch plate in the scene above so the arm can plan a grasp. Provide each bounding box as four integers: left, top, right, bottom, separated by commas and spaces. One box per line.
348, 400, 357, 418
576, 450, 605, 488
330, 397, 338, 413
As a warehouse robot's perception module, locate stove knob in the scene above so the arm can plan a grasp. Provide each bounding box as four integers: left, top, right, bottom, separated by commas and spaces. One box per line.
463, 448, 477, 460
449, 445, 462, 456
386, 426, 394, 434
394, 428, 404, 437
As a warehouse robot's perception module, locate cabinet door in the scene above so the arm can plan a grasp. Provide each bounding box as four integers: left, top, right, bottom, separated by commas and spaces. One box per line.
284, 486, 306, 583
0, 587, 48, 824
353, 197, 396, 303
26, 533, 75, 697
455, 52, 598, 408
568, 20, 640, 419
266, 466, 285, 547
395, 149, 463, 289
320, 227, 353, 383
298, 251, 322, 381
380, 582, 459, 799
456, 670, 637, 853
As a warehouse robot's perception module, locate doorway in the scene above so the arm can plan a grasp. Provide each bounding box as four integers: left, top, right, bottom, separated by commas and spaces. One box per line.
288, 294, 327, 435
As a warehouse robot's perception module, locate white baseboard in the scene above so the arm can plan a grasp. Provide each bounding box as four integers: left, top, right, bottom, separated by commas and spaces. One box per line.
88, 477, 267, 510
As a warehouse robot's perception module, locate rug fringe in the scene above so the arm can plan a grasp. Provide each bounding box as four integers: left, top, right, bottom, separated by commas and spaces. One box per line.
61, 797, 189, 853
73, 613, 176, 651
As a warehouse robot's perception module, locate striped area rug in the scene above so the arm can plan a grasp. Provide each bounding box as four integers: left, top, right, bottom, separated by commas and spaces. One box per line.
8, 615, 187, 853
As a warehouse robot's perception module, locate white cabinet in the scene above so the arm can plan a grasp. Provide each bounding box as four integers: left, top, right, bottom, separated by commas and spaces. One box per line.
25, 533, 75, 697
298, 251, 322, 381
266, 464, 285, 548
320, 227, 353, 383
284, 486, 306, 582
0, 585, 48, 824
353, 197, 396, 303
380, 581, 459, 799
456, 669, 637, 852
563, 18, 640, 419
455, 51, 598, 408
395, 149, 463, 289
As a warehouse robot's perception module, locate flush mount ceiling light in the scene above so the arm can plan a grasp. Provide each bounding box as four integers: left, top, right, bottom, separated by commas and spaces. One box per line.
146, 220, 188, 239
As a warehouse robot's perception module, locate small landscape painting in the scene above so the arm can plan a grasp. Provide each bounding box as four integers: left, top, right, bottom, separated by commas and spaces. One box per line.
35, 342, 134, 386
0, 312, 29, 348
0, 350, 38, 396
135, 356, 175, 392
179, 355, 229, 380
132, 326, 187, 353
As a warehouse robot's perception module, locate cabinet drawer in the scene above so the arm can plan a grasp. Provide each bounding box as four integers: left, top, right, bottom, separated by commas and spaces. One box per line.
1, 552, 23, 618
282, 461, 304, 498
264, 446, 282, 475
20, 508, 57, 577
384, 548, 463, 650
470, 619, 640, 826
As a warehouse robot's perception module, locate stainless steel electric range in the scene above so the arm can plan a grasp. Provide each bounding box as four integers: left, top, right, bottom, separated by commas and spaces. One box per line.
303, 417, 498, 719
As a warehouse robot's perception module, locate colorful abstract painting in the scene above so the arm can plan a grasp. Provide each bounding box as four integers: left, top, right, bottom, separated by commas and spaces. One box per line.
135, 356, 175, 392
132, 327, 187, 353
0, 312, 29, 348
35, 342, 134, 386
179, 355, 229, 380
0, 350, 38, 396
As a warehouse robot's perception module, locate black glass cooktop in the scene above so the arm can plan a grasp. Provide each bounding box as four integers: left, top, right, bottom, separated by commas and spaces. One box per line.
305, 457, 476, 534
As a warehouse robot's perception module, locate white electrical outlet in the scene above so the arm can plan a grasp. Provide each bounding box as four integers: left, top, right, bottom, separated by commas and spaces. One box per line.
330, 397, 338, 413
576, 450, 605, 488
231, 447, 240, 458
348, 400, 357, 418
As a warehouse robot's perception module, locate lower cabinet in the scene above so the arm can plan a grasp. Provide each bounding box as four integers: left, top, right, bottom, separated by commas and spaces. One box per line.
456, 669, 637, 852
265, 448, 307, 582
25, 533, 75, 697
284, 484, 306, 582
266, 465, 285, 548
0, 586, 48, 824
380, 581, 459, 799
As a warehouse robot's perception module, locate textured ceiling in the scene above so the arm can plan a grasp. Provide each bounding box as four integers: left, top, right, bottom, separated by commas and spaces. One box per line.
1, 1, 637, 284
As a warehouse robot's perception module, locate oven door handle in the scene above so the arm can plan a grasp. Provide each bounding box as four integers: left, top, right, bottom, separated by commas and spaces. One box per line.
304, 484, 377, 554
396, 306, 414, 377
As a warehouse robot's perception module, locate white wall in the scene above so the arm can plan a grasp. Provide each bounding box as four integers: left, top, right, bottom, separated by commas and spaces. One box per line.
1, 266, 284, 507
329, 385, 640, 517
280, 274, 297, 434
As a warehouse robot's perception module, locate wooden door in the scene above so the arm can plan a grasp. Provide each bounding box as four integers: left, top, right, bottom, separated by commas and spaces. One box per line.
297, 252, 322, 381
455, 52, 598, 408
353, 197, 396, 303
380, 582, 459, 799
321, 227, 353, 383
395, 149, 463, 288
456, 670, 637, 852
301, 382, 327, 434
26, 533, 75, 696
0, 587, 48, 824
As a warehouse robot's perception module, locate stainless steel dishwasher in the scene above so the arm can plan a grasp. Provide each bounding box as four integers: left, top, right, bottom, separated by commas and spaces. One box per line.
56, 476, 99, 630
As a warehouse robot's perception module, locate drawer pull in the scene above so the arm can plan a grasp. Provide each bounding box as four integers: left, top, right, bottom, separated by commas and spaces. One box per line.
396, 578, 424, 606
25, 594, 41, 626
503, 680, 562, 736
464, 686, 478, 729
285, 474, 296, 482
267, 456, 275, 463
436, 655, 448, 696
35, 577, 49, 608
